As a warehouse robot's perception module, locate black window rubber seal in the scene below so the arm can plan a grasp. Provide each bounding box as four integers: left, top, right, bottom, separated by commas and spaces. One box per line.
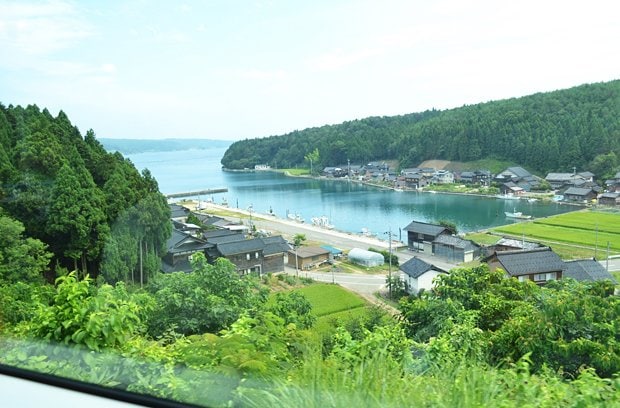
0, 363, 204, 408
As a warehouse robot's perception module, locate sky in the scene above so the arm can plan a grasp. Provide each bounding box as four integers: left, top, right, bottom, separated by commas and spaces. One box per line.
0, 0, 618, 141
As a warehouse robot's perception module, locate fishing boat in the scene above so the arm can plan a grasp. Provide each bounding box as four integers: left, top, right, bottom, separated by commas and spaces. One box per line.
504, 210, 532, 219
311, 215, 334, 229
287, 212, 304, 223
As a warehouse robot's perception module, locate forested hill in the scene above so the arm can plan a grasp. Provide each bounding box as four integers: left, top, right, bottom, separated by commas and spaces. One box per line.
100, 138, 232, 154
221, 80, 620, 176
0, 103, 171, 282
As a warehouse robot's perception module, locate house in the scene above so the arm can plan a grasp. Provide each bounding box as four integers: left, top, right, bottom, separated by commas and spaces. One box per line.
261, 236, 291, 272
495, 167, 540, 191
432, 170, 454, 184
403, 173, 428, 189
404, 220, 449, 252
162, 229, 213, 273
598, 192, 620, 206
400, 257, 448, 295
484, 247, 565, 285
202, 229, 245, 241
563, 187, 596, 202
545, 173, 586, 189
432, 235, 480, 263
499, 182, 525, 196
210, 238, 266, 275
459, 171, 475, 183
172, 220, 202, 236
169, 204, 190, 222
563, 259, 617, 284
348, 248, 384, 267
207, 236, 289, 275
458, 170, 491, 184
287, 246, 330, 270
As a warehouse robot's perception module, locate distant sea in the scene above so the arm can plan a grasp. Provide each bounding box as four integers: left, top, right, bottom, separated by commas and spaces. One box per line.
126, 148, 576, 238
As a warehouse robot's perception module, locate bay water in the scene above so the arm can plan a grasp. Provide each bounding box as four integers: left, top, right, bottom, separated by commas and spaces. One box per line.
126, 148, 575, 240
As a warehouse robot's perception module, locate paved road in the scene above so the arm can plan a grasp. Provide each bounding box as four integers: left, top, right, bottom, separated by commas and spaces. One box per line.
288, 266, 388, 295
601, 258, 620, 272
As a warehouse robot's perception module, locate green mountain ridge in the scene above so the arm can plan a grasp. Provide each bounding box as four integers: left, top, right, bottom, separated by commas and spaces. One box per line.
221, 80, 620, 178
100, 138, 232, 154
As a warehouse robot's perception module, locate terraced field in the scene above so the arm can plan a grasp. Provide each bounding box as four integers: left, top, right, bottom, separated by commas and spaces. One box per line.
491, 210, 620, 256
297, 283, 371, 334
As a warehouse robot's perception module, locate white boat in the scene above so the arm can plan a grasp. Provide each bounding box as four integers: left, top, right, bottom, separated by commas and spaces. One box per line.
360, 227, 375, 237
496, 194, 520, 200
505, 210, 532, 219
394, 188, 403, 192
287, 212, 304, 223
311, 216, 334, 229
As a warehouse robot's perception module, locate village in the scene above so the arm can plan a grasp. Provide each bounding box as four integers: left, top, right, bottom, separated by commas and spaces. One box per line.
162, 169, 620, 295
314, 162, 620, 205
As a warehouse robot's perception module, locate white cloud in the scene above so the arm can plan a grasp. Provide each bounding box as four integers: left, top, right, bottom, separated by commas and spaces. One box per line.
0, 0, 92, 57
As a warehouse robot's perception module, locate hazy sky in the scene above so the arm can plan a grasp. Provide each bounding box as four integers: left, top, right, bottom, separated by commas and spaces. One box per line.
1, 0, 618, 140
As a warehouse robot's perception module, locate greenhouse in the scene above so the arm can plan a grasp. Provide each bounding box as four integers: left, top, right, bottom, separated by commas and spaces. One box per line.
348, 248, 384, 267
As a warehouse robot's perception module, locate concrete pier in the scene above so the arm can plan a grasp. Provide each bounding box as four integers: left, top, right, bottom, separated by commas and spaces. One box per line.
165, 188, 228, 199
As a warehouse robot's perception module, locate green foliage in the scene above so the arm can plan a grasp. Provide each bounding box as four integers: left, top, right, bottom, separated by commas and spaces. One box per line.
293, 233, 306, 248
0, 282, 54, 327
147, 255, 266, 337
438, 220, 458, 235
266, 291, 316, 329
24, 272, 146, 351
0, 104, 171, 280
0, 214, 51, 283
222, 80, 620, 178
400, 264, 620, 378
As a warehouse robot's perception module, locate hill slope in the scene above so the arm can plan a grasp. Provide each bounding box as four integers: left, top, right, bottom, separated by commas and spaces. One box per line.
221, 80, 620, 178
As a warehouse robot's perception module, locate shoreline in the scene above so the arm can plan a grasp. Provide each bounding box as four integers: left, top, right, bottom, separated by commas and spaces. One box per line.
189, 201, 399, 251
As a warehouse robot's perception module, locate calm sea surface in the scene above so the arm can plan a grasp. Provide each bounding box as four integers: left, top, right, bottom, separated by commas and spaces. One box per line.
126, 148, 576, 238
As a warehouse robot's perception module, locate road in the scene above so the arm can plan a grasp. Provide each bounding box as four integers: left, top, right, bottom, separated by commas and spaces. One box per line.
288, 266, 388, 295
601, 258, 620, 272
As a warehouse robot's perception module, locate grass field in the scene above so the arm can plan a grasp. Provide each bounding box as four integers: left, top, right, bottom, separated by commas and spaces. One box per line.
491, 210, 620, 257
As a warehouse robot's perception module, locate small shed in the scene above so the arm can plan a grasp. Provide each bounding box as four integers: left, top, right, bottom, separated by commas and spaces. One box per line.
287, 246, 330, 270
348, 248, 384, 267
321, 245, 343, 260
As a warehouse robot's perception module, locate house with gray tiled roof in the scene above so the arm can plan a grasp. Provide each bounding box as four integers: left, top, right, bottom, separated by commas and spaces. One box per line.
403, 221, 449, 253
495, 167, 541, 191
484, 247, 566, 285
563, 259, 617, 284
207, 236, 289, 275
162, 229, 213, 273
599, 192, 620, 206
169, 203, 190, 221
400, 257, 447, 295
563, 187, 597, 202
288, 246, 331, 270
432, 235, 479, 263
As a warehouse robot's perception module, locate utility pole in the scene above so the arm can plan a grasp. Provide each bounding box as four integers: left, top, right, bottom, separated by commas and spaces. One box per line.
384, 228, 393, 299
295, 245, 299, 279
595, 223, 598, 259
606, 241, 610, 272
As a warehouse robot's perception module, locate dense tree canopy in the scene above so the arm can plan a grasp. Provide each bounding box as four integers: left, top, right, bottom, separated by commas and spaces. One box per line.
222, 80, 620, 178
0, 103, 171, 281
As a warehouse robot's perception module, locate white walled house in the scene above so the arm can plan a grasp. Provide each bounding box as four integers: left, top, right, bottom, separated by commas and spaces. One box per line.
400, 257, 448, 295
